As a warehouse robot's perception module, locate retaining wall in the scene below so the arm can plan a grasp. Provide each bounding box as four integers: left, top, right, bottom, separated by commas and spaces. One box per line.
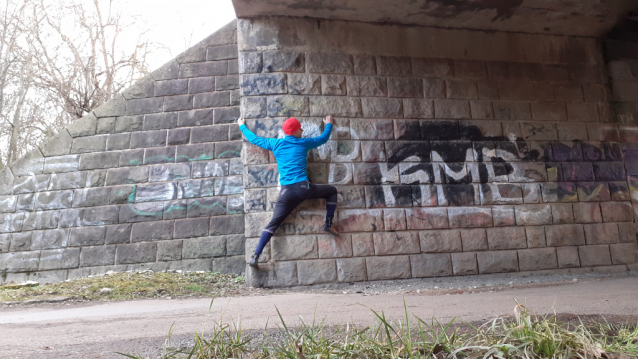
2, 16, 637, 287
0, 22, 246, 284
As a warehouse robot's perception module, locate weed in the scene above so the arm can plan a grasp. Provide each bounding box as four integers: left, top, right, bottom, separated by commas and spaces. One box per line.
582, 320, 638, 355
122, 300, 638, 359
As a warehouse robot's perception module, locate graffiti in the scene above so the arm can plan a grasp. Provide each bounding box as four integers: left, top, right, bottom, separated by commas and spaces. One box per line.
214, 176, 245, 195
175, 153, 215, 162
242, 119, 627, 210
426, 0, 524, 22
217, 150, 241, 158
245, 165, 279, 188
276, 210, 326, 235
188, 198, 226, 214
144, 154, 175, 164
299, 122, 626, 208
618, 113, 635, 125
0, 213, 24, 233
164, 201, 186, 215
328, 163, 353, 184
128, 203, 165, 217
367, 185, 413, 207
227, 195, 245, 214
245, 189, 267, 212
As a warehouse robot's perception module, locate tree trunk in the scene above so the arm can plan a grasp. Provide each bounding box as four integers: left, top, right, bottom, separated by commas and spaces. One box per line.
7, 117, 19, 164
7, 80, 28, 164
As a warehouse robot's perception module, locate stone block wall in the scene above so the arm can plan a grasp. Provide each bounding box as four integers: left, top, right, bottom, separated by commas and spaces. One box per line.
238, 17, 638, 287
607, 41, 638, 222
2, 17, 637, 287
0, 22, 246, 284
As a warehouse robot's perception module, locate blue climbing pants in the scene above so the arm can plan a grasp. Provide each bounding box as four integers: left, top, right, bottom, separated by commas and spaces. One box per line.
254, 181, 338, 255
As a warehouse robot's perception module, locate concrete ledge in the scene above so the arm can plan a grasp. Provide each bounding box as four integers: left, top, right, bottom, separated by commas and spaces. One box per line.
238, 17, 602, 65
232, 0, 636, 38
250, 266, 638, 291
246, 259, 636, 288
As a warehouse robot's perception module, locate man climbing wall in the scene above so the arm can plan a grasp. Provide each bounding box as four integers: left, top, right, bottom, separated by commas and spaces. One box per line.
237, 116, 338, 266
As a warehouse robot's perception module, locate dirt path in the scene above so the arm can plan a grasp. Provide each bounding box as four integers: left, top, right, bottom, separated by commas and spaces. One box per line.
2, 275, 637, 359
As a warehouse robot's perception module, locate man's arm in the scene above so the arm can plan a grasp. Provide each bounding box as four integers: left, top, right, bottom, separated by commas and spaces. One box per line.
303, 115, 334, 149
237, 118, 277, 151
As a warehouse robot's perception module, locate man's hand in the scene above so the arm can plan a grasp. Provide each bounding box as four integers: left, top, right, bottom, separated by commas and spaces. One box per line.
237, 117, 245, 126
323, 115, 334, 125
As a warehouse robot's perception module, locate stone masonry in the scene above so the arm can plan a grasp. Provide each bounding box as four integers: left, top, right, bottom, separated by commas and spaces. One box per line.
608, 36, 638, 219
0, 22, 246, 284
2, 13, 638, 287
238, 17, 638, 287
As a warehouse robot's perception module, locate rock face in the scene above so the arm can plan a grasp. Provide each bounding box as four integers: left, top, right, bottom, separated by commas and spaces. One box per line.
0, 22, 246, 284
3, 13, 638, 287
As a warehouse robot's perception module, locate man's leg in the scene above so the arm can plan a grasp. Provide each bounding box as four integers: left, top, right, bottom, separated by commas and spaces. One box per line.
251, 191, 303, 266
305, 183, 338, 234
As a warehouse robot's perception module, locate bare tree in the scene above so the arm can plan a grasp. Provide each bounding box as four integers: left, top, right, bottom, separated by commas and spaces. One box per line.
29, 0, 152, 119
0, 0, 33, 168
6, 58, 31, 164
0, 0, 155, 168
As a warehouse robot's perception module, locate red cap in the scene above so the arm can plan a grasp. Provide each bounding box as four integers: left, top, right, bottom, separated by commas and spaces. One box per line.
282, 118, 301, 135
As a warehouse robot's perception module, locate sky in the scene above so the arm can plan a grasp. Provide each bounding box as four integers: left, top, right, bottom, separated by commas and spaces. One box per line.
122, 0, 237, 72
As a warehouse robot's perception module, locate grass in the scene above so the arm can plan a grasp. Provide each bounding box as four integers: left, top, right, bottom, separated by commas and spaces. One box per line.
0, 271, 246, 303
121, 299, 638, 359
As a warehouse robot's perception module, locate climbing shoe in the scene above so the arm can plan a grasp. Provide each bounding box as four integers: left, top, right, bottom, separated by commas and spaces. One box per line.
322, 217, 339, 236
249, 253, 259, 267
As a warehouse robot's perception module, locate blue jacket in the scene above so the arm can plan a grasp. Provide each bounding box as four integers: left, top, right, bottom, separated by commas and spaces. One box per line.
239, 123, 333, 185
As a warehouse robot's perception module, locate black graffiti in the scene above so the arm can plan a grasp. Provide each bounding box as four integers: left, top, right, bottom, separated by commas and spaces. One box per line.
426, 0, 524, 22
359, 123, 626, 207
